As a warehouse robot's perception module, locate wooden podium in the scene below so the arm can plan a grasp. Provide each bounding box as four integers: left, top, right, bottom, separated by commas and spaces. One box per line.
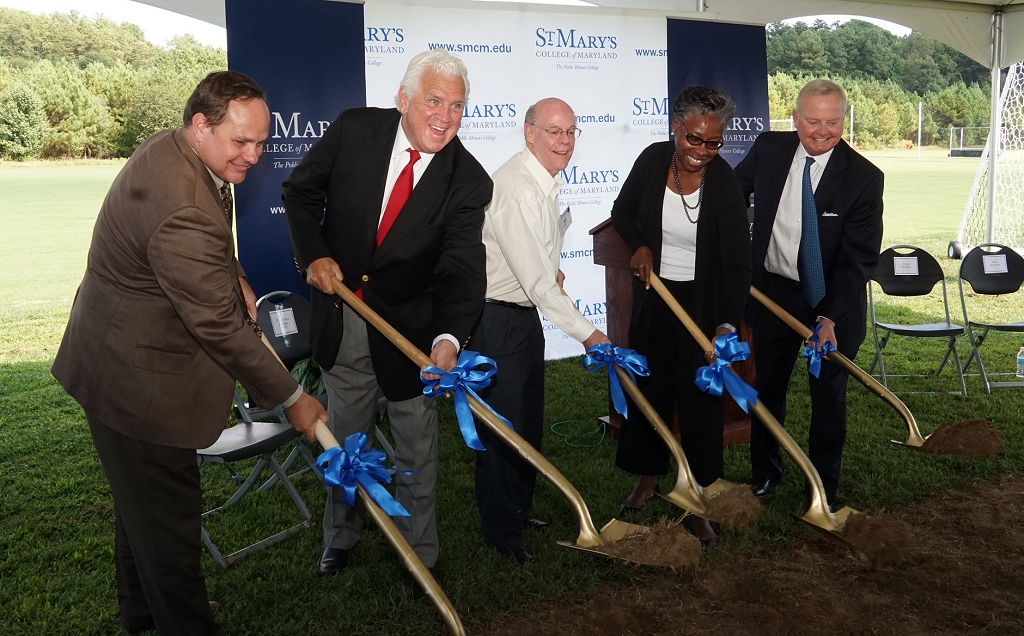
589, 218, 752, 446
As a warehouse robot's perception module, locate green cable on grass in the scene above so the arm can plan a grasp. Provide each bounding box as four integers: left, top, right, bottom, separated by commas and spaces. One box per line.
549, 419, 606, 448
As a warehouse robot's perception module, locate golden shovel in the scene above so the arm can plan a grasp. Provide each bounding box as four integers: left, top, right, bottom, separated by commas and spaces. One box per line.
259, 334, 466, 634
748, 286, 927, 448
329, 278, 660, 564
649, 274, 858, 536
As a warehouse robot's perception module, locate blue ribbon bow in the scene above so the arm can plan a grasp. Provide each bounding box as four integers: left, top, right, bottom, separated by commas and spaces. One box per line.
583, 344, 650, 418
800, 324, 837, 378
694, 332, 758, 413
316, 431, 410, 518
421, 350, 511, 451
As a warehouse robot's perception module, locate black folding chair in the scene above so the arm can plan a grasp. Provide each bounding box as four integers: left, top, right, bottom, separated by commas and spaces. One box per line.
868, 245, 966, 396
197, 291, 321, 568
957, 244, 1024, 393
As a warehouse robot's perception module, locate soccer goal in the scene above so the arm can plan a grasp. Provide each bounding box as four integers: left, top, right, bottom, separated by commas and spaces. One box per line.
950, 61, 1024, 258
948, 127, 988, 157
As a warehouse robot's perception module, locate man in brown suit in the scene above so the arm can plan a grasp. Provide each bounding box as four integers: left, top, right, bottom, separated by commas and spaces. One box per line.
52, 72, 327, 636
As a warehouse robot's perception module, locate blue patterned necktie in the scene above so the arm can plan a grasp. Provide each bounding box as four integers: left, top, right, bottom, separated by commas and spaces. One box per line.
800, 156, 826, 307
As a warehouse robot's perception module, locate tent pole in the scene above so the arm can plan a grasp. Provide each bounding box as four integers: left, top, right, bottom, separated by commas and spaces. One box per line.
986, 10, 1004, 245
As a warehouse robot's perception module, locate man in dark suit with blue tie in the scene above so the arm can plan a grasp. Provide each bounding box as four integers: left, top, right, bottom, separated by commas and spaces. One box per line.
282, 50, 492, 588
734, 79, 883, 508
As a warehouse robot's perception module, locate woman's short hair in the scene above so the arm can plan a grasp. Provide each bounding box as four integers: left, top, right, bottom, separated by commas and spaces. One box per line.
671, 85, 736, 129
395, 50, 470, 106
182, 71, 266, 128
796, 79, 847, 114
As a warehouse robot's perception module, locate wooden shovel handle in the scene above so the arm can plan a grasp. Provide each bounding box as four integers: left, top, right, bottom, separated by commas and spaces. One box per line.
648, 273, 712, 352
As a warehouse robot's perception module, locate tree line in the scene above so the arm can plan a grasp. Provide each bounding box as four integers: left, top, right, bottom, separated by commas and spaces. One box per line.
0, 9, 226, 160
0, 10, 998, 160
767, 19, 992, 148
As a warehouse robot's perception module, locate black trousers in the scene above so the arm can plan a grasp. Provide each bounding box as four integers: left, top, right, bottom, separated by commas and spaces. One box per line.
749, 273, 864, 503
87, 415, 220, 636
470, 302, 545, 551
615, 280, 724, 488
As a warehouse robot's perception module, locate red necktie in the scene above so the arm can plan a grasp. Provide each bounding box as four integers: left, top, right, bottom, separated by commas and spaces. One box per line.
375, 148, 420, 251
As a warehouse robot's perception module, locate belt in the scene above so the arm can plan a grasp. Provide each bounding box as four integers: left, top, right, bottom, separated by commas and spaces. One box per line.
485, 299, 536, 311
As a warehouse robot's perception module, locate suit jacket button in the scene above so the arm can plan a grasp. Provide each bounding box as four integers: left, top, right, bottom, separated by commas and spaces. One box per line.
361, 275, 369, 282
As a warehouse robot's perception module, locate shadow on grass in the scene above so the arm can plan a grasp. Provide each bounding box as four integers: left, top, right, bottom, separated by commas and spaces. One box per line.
1, 355, 1021, 635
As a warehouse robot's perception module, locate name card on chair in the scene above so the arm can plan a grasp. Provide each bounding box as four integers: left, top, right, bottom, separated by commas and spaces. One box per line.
269, 308, 298, 337
893, 256, 919, 275
983, 254, 1008, 274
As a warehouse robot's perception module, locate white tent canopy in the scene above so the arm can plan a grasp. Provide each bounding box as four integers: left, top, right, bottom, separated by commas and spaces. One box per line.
135, 0, 1023, 69
137, 0, 1020, 242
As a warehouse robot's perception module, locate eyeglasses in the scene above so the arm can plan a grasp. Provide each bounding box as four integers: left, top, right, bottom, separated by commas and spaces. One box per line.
529, 124, 582, 140
678, 123, 724, 150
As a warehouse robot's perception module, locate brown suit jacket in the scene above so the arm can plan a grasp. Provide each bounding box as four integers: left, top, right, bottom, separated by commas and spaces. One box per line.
52, 128, 298, 449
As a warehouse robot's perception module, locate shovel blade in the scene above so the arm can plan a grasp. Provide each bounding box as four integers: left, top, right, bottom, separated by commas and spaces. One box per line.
798, 505, 860, 549
890, 436, 928, 448
559, 518, 672, 566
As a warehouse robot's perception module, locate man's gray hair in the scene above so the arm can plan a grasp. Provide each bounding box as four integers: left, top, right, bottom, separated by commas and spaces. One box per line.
796, 79, 847, 114
671, 85, 736, 129
524, 103, 538, 126
395, 49, 470, 106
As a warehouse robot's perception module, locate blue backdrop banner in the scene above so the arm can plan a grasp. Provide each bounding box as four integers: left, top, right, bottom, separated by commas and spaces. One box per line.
226, 0, 366, 298
666, 19, 769, 167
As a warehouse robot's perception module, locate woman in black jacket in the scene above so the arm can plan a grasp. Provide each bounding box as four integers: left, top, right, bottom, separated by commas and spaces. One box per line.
610, 85, 751, 545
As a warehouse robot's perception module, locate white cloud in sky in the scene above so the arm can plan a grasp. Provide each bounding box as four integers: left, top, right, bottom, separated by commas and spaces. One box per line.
783, 14, 912, 37
0, 0, 227, 48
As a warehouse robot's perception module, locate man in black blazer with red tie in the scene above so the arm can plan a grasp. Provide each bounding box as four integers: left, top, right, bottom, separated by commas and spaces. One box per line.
282, 49, 492, 589
734, 79, 883, 508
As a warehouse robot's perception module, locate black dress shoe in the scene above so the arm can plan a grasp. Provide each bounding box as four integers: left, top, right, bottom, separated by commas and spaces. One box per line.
497, 547, 537, 564
747, 476, 780, 499
523, 517, 550, 531
316, 546, 349, 577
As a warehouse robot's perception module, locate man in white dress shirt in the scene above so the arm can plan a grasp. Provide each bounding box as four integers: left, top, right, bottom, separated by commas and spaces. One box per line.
470, 98, 611, 563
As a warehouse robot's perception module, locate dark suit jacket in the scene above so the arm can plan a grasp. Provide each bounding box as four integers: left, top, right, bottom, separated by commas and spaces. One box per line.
610, 142, 751, 356
735, 132, 884, 338
52, 129, 300, 449
283, 107, 492, 401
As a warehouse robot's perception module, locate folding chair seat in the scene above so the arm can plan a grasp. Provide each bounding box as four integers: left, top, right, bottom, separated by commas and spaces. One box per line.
957, 243, 1024, 393
868, 245, 966, 395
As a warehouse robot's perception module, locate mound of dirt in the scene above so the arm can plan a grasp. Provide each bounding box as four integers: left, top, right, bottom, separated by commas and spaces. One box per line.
595, 519, 701, 569
703, 486, 763, 528
480, 474, 1024, 636
920, 419, 1002, 457
838, 513, 912, 566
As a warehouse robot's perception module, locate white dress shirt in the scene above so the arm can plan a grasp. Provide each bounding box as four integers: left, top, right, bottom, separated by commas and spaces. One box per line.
378, 123, 456, 353
765, 144, 834, 280
379, 123, 435, 223
659, 186, 699, 282
483, 148, 596, 342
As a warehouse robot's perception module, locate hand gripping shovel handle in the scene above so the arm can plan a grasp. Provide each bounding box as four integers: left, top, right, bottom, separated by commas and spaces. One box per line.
649, 274, 838, 529
329, 278, 604, 548
260, 329, 465, 634
747, 286, 924, 447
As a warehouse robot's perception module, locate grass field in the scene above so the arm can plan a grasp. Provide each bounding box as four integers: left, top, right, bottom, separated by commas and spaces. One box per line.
861, 147, 979, 244
1, 149, 1022, 635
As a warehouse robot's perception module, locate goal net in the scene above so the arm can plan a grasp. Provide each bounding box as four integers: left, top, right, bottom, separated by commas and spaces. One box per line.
957, 62, 1024, 254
